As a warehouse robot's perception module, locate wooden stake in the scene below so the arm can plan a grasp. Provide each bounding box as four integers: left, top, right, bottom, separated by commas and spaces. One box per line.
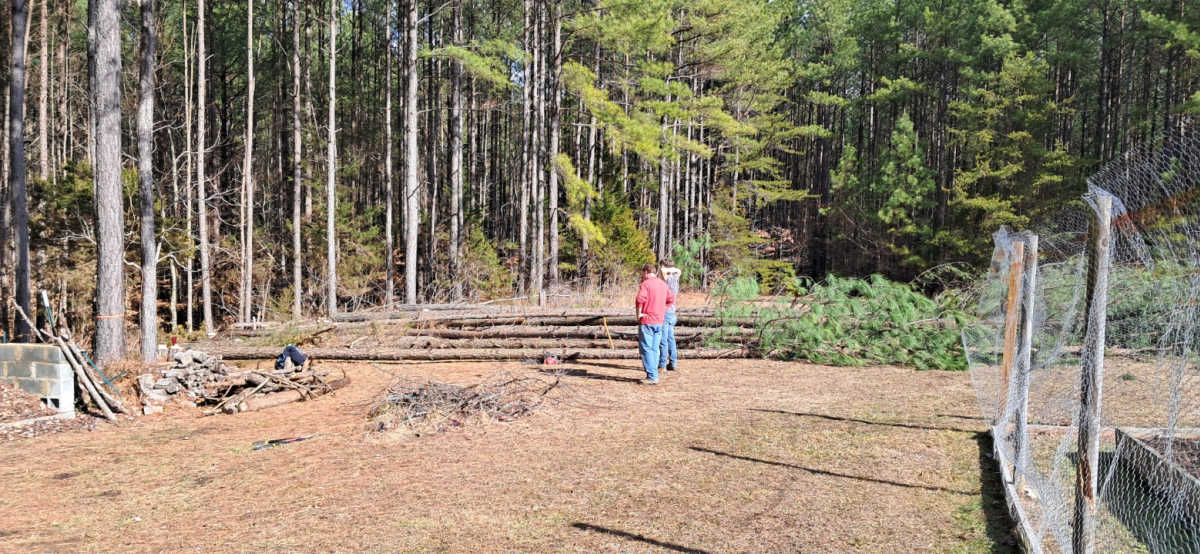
1073, 193, 1112, 554
1000, 241, 1025, 420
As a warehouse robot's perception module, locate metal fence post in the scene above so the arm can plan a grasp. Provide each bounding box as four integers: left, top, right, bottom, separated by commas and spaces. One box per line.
1073, 194, 1112, 554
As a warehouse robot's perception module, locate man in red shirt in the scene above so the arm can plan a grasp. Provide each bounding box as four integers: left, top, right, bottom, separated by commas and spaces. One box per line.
634, 262, 675, 384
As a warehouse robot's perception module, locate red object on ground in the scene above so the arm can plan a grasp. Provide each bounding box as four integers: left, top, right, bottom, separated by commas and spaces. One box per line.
542, 355, 560, 365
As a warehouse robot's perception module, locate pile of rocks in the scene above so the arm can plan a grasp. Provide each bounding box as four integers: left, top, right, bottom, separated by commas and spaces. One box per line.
139, 349, 231, 406
138, 348, 345, 415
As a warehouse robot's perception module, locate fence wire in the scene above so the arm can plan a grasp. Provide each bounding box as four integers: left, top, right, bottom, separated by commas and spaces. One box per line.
965, 131, 1200, 553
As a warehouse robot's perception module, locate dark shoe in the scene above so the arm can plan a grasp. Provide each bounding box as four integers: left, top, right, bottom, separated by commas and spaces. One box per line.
666, 362, 676, 371
639, 379, 659, 385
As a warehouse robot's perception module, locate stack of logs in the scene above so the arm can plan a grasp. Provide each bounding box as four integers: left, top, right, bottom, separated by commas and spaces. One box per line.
207, 309, 756, 362
141, 349, 346, 415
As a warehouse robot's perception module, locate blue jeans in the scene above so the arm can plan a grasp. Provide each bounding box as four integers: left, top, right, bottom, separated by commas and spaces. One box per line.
638, 324, 664, 381
659, 311, 678, 368
275, 344, 308, 370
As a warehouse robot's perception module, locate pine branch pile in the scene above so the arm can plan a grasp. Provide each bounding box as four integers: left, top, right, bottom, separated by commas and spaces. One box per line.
367, 372, 561, 434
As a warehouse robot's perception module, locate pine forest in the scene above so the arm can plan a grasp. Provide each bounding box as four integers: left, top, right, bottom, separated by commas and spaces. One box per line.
0, 0, 1197, 361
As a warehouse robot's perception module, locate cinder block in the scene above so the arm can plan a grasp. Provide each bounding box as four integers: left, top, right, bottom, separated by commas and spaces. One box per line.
33, 362, 69, 379
0, 346, 18, 362
21, 345, 66, 363
0, 360, 8, 377
5, 362, 33, 378
14, 378, 46, 396
48, 365, 75, 415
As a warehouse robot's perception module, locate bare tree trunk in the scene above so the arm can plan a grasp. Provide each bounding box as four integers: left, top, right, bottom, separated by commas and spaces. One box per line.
8, 0, 31, 342
35, 0, 46, 181
138, 0, 157, 361
383, 1, 394, 309
518, 0, 530, 295
240, 0, 255, 323
93, 0, 124, 363
197, 0, 214, 337
0, 0, 7, 340
169, 133, 178, 331
547, 0, 561, 285
326, 0, 337, 317
403, 0, 418, 305
449, 0, 463, 301
291, 0, 302, 320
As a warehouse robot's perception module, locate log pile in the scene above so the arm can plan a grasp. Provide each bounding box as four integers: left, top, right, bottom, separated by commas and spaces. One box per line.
140, 349, 347, 415
200, 309, 756, 364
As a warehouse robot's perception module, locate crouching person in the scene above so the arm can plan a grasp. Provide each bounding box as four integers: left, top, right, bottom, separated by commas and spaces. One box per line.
275, 344, 310, 372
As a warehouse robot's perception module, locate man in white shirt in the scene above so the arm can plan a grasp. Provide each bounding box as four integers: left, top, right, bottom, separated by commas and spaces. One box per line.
659, 259, 682, 372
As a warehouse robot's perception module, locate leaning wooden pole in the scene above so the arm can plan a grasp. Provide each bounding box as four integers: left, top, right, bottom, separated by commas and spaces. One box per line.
1073, 193, 1112, 554
1013, 234, 1038, 477
1000, 240, 1024, 422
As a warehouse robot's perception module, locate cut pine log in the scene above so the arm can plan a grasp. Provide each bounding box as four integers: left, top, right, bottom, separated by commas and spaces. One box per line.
196, 346, 749, 362
406, 315, 750, 328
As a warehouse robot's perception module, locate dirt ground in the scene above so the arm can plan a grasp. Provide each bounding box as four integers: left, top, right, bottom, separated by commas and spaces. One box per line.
0, 358, 1015, 552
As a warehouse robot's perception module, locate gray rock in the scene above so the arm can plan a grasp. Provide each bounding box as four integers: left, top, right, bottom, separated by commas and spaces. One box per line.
138, 374, 157, 395
191, 351, 209, 364
172, 350, 194, 366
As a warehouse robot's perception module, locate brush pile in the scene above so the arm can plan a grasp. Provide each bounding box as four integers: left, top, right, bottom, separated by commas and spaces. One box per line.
140, 349, 347, 415
367, 372, 561, 434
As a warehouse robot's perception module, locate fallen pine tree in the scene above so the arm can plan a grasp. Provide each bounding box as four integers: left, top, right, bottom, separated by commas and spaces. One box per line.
198, 346, 750, 361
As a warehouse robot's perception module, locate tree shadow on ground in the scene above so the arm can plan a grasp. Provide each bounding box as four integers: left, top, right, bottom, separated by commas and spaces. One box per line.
538, 368, 641, 383
570, 522, 709, 553
751, 409, 979, 433
973, 432, 1021, 553
688, 446, 973, 495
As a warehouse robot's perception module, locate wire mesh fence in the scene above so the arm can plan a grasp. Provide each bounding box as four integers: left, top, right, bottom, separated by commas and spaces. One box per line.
964, 131, 1200, 553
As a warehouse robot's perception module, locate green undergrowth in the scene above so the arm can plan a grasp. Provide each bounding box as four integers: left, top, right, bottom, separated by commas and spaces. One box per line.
714, 274, 970, 370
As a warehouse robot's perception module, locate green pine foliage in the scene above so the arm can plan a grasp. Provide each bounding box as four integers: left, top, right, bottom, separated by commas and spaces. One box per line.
717, 274, 969, 370
589, 192, 656, 282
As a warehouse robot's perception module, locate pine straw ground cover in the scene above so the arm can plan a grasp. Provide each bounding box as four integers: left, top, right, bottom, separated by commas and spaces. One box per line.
0, 359, 1015, 552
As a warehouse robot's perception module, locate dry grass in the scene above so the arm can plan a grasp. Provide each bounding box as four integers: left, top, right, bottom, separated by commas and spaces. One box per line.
0, 358, 1014, 552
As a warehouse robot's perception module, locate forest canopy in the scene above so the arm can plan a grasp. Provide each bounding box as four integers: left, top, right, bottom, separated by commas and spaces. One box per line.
0, 0, 1196, 356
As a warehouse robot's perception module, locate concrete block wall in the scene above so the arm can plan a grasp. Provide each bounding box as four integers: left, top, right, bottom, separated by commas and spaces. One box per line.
0, 344, 75, 416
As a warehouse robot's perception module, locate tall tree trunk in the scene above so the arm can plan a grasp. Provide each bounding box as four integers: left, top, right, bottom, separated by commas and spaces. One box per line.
546, 0, 561, 285
291, 0, 302, 320
383, 2, 394, 309
182, 7, 193, 332
197, 0, 214, 336
35, 0, 46, 181
93, 0, 124, 362
326, 0, 337, 317
240, 0, 255, 323
138, 0, 157, 361
449, 0, 463, 301
0, 0, 8, 341
518, 0, 530, 295
8, 0, 31, 342
403, 0, 418, 304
